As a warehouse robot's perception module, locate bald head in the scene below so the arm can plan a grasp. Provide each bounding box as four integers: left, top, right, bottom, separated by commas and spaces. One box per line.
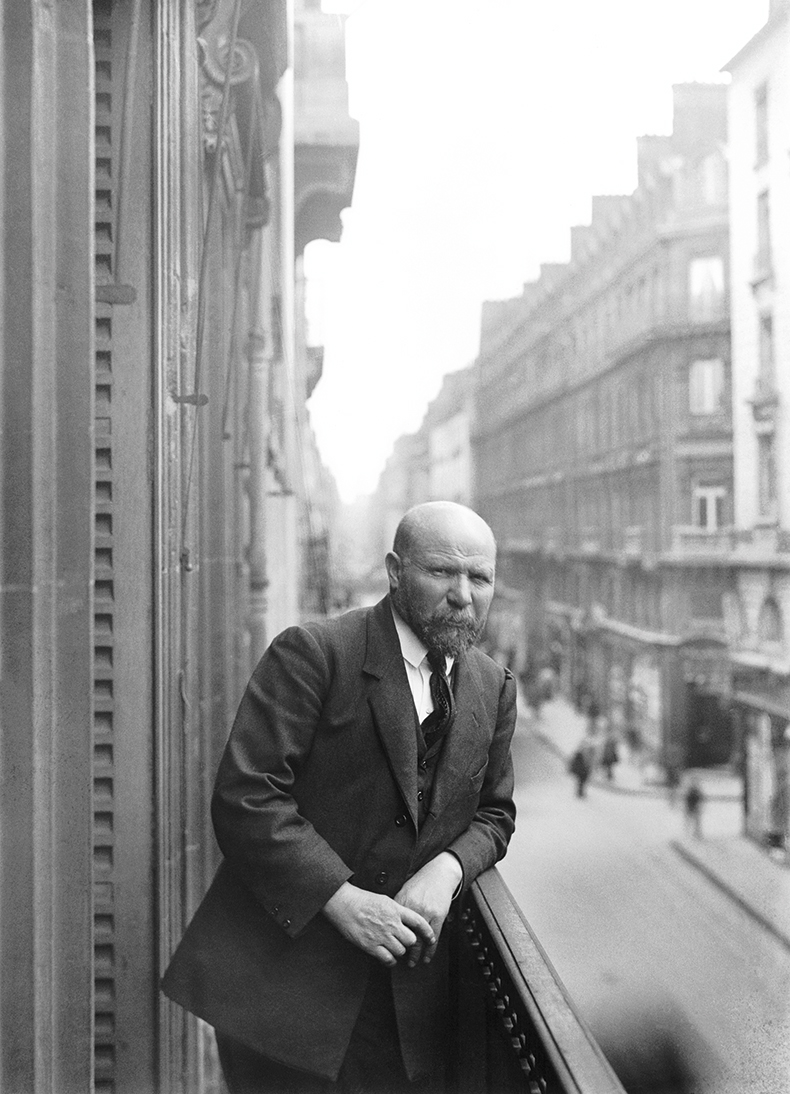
392, 502, 496, 562
386, 502, 496, 657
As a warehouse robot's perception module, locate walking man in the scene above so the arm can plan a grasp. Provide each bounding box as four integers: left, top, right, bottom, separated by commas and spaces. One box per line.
683, 779, 705, 838
162, 501, 517, 1093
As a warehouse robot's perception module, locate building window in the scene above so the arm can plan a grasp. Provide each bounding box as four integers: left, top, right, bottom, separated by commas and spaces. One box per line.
755, 83, 768, 167
758, 597, 782, 645
690, 575, 724, 620
688, 256, 725, 321
700, 152, 726, 206
759, 313, 774, 383
693, 485, 726, 531
758, 433, 778, 520
689, 358, 725, 416
756, 190, 771, 275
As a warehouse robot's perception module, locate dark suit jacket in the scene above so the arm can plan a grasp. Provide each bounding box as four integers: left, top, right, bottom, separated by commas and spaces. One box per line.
161, 596, 517, 1081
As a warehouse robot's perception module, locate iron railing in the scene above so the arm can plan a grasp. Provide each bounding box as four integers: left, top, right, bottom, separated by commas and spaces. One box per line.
452, 869, 625, 1094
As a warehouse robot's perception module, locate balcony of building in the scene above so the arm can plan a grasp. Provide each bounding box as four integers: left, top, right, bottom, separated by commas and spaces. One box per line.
294, 2, 359, 257
622, 525, 643, 556
670, 525, 735, 557
670, 524, 790, 563
453, 869, 625, 1094
749, 374, 780, 424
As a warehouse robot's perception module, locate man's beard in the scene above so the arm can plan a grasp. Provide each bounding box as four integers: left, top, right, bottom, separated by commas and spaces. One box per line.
393, 587, 485, 658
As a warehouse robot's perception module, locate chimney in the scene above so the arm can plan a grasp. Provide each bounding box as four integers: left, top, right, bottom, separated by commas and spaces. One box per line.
671, 83, 727, 158
591, 195, 630, 232
636, 135, 671, 187
570, 225, 594, 263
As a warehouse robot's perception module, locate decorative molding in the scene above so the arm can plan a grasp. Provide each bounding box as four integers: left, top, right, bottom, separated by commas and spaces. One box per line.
196, 0, 221, 30
197, 0, 258, 155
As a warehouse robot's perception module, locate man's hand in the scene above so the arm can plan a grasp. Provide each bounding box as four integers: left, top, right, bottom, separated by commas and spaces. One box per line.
322, 882, 435, 967
394, 852, 463, 967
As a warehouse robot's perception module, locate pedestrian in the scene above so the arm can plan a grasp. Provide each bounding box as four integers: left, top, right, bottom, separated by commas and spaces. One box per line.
538, 663, 555, 703
600, 733, 619, 781
665, 763, 681, 807
569, 746, 592, 798
162, 501, 517, 1094
683, 779, 705, 838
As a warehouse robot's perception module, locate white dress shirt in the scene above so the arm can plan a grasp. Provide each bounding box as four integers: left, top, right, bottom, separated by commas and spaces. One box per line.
391, 606, 454, 722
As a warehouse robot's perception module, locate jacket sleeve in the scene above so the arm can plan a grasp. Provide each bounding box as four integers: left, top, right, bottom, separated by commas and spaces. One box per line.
445, 667, 517, 890
211, 625, 354, 938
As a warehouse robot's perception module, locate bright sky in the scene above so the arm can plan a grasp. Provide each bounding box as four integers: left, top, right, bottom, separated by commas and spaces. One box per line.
306, 0, 769, 503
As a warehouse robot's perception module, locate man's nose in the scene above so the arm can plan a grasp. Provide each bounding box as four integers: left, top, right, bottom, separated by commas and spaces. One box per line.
447, 573, 473, 607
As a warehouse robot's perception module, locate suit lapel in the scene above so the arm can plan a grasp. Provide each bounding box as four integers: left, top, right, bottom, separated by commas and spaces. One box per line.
428, 649, 487, 819
363, 598, 419, 827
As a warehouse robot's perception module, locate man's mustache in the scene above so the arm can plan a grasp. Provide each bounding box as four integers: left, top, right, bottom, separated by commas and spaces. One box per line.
434, 610, 477, 626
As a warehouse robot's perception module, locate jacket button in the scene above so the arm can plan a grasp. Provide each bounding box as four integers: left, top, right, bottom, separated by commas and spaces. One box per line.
273, 905, 280, 915
283, 918, 291, 929
375, 871, 388, 886
417, 790, 424, 801
394, 814, 407, 827
420, 760, 427, 769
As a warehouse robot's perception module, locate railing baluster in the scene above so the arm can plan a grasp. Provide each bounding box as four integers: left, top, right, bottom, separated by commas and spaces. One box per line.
453, 869, 626, 1094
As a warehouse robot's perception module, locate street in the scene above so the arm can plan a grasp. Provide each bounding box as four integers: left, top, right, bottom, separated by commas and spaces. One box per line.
499, 707, 790, 1094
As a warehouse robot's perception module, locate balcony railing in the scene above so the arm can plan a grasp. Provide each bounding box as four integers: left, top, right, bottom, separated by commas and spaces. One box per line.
453, 869, 625, 1094
671, 525, 790, 559
671, 526, 733, 555
749, 376, 779, 423
623, 525, 642, 555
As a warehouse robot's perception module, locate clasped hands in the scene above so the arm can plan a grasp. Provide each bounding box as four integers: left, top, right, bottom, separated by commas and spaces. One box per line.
323, 852, 463, 968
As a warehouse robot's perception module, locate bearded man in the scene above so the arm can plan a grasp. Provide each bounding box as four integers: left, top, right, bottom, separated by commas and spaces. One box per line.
162, 501, 517, 1094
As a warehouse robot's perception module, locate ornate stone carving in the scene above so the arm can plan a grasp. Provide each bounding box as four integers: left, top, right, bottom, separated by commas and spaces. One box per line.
737, 570, 770, 648
195, 0, 221, 30
197, 0, 258, 154
723, 589, 746, 646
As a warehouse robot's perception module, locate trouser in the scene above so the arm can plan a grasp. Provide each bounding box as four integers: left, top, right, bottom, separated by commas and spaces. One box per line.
215, 963, 444, 1094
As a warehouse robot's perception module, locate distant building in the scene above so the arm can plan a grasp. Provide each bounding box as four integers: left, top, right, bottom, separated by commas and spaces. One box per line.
427, 366, 476, 505
289, 0, 359, 624
371, 431, 431, 564
474, 83, 733, 775
724, 0, 790, 848
369, 365, 476, 563
0, 3, 358, 1089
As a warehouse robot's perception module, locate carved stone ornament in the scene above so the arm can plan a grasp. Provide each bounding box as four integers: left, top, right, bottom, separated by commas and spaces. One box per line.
196, 0, 221, 30
198, 0, 258, 153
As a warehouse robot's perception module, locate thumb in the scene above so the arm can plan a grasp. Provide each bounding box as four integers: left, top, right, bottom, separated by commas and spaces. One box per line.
397, 904, 435, 946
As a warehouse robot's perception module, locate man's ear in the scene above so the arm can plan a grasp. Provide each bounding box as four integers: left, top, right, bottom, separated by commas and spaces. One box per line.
384, 551, 402, 590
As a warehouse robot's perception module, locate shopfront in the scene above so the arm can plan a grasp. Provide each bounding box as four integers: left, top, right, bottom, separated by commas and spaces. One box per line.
679, 638, 735, 768
731, 692, 790, 850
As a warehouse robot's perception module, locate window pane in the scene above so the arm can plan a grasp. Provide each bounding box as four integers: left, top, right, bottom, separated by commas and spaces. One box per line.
689, 358, 724, 415
755, 83, 768, 166
757, 191, 771, 268
759, 314, 774, 381
758, 435, 778, 517
689, 257, 724, 321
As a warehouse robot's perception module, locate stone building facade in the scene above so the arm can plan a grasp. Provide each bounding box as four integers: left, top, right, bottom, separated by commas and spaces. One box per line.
0, 3, 356, 1091
474, 84, 734, 776
723, 0, 790, 848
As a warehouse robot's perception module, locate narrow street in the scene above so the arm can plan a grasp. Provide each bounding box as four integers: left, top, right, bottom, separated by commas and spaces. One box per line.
500, 706, 790, 1094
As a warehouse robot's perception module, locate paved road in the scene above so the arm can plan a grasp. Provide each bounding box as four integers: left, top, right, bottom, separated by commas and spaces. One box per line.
499, 713, 790, 1093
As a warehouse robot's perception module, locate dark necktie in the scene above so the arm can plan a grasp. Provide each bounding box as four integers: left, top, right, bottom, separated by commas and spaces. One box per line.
421, 650, 455, 751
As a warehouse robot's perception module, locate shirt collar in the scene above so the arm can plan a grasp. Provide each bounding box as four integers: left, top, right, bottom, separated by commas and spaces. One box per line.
390, 604, 454, 673
391, 604, 429, 669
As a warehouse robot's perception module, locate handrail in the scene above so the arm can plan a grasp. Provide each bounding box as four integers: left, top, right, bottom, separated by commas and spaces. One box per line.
453, 868, 626, 1094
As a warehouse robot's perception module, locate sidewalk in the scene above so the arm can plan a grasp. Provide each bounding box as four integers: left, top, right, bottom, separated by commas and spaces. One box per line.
527, 693, 741, 800
524, 691, 790, 952
671, 834, 790, 952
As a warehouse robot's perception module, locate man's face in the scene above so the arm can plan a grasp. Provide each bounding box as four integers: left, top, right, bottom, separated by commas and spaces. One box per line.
388, 519, 496, 657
